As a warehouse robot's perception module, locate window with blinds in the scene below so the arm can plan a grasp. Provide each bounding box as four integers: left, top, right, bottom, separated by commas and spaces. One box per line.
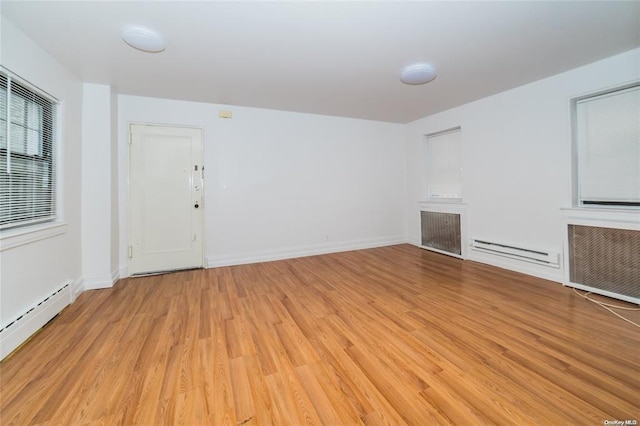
425, 127, 462, 199
0, 70, 58, 229
575, 83, 640, 207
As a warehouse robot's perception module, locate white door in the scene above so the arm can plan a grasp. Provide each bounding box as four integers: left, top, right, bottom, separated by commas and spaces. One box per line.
129, 124, 203, 275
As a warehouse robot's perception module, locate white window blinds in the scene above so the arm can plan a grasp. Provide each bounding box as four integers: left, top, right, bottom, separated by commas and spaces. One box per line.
576, 84, 640, 206
0, 70, 58, 229
426, 128, 462, 199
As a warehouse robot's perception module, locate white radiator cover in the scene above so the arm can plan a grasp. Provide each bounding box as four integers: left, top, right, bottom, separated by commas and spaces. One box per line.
418, 202, 467, 259
0, 282, 72, 360
562, 208, 640, 305
421, 211, 461, 255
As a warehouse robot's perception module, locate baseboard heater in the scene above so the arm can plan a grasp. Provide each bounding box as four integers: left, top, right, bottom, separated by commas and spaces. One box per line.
0, 282, 71, 360
470, 239, 560, 268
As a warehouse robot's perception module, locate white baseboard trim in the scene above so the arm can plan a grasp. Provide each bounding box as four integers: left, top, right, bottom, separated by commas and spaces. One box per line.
0, 282, 71, 360
83, 270, 119, 290
119, 263, 129, 280
406, 236, 420, 246
206, 236, 406, 268
71, 277, 84, 301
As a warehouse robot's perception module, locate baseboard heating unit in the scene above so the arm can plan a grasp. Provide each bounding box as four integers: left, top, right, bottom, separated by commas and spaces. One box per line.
470, 239, 560, 268
0, 282, 71, 360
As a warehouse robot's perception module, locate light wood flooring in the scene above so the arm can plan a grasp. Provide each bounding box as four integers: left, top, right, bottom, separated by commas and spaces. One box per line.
1, 244, 639, 425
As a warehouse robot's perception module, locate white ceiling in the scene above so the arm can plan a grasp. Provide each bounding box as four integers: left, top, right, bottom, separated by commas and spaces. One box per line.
2, 1, 639, 123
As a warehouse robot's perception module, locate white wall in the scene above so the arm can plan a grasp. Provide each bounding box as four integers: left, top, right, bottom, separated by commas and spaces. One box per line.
81, 83, 117, 289
118, 96, 406, 272
110, 87, 119, 278
0, 17, 83, 324
405, 48, 640, 281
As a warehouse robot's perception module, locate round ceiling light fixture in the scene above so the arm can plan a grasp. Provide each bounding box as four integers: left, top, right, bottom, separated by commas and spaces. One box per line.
122, 25, 166, 53
400, 63, 437, 85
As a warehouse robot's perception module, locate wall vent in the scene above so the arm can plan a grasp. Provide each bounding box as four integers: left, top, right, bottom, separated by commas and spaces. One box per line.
470, 239, 560, 267
420, 210, 461, 257
567, 224, 640, 304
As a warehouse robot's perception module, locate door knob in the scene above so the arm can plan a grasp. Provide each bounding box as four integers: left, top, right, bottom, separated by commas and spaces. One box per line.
194, 202, 199, 208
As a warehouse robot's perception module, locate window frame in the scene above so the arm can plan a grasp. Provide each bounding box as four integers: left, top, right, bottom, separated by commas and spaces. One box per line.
571, 81, 640, 209
424, 126, 463, 202
0, 68, 60, 231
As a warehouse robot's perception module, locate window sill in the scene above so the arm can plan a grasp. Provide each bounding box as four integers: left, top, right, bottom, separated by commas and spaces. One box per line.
0, 222, 68, 252
418, 198, 465, 206
560, 207, 640, 225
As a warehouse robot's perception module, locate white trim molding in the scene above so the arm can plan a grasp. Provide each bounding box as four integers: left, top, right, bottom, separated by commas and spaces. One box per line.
560, 207, 640, 225
71, 277, 84, 301
0, 222, 68, 251
119, 263, 129, 280
83, 269, 119, 290
206, 236, 405, 268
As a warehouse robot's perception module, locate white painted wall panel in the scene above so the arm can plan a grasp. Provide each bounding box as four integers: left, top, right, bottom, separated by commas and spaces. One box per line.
81, 83, 114, 288
110, 87, 120, 279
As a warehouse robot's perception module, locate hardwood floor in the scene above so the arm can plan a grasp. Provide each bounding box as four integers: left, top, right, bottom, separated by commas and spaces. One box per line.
1, 244, 639, 425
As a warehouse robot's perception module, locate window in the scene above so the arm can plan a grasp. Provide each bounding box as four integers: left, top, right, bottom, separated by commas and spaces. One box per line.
0, 70, 58, 229
574, 83, 640, 207
425, 127, 462, 199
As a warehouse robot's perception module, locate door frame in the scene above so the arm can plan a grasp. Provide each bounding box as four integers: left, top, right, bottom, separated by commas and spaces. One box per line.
127, 122, 205, 275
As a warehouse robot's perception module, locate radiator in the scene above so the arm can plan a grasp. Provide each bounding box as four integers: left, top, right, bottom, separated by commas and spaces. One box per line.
470, 239, 560, 267
0, 282, 71, 360
567, 224, 640, 304
420, 210, 462, 258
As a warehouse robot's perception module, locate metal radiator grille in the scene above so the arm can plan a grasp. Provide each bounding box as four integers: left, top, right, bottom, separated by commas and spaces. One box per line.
568, 225, 640, 299
421, 211, 461, 255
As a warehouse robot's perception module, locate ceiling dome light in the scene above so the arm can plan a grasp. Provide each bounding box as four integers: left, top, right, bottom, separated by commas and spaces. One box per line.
400, 63, 437, 85
122, 26, 166, 53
